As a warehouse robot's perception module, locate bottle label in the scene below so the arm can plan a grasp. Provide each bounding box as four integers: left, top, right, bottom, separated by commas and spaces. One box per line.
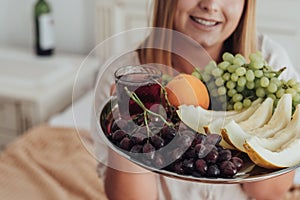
38, 14, 55, 50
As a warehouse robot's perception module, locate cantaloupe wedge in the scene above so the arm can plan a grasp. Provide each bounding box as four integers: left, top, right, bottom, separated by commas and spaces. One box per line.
176, 105, 212, 133
204, 98, 262, 135
203, 99, 262, 133
226, 98, 263, 123
221, 120, 250, 152
221, 98, 274, 152
178, 98, 262, 134
248, 94, 292, 138
238, 97, 274, 131
202, 118, 235, 149
177, 99, 262, 148
255, 104, 300, 151
244, 136, 300, 169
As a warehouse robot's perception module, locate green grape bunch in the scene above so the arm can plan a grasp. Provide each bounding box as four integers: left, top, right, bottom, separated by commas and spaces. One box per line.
192, 51, 300, 112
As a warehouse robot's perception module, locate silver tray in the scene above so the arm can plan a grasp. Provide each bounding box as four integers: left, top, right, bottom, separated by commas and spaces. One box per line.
98, 99, 299, 184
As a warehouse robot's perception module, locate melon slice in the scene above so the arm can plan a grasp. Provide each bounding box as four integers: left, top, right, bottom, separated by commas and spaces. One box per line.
204, 98, 262, 134
221, 98, 274, 152
176, 104, 241, 133
255, 104, 300, 151
248, 94, 292, 138
238, 97, 274, 131
176, 105, 211, 133
226, 98, 263, 123
244, 136, 300, 169
179, 98, 262, 134
177, 99, 262, 148
202, 118, 235, 149
204, 118, 226, 134
221, 120, 250, 152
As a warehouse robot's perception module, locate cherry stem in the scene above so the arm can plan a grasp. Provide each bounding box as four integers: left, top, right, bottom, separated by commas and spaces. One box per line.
153, 79, 172, 108
124, 87, 172, 129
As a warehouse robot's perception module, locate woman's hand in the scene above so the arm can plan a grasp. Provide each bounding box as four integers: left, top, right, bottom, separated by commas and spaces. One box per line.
242, 171, 295, 200
104, 149, 158, 200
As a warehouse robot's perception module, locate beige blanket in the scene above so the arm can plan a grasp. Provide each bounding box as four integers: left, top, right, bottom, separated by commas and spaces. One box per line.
0, 125, 299, 200
0, 125, 108, 200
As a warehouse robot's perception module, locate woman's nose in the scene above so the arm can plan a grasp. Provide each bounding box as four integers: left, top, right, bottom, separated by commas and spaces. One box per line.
198, 0, 219, 13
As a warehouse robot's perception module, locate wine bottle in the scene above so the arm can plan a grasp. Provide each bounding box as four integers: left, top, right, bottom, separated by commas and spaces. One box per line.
34, 0, 55, 56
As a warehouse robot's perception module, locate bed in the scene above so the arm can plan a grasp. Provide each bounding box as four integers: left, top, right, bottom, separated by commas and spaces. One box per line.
0, 89, 109, 200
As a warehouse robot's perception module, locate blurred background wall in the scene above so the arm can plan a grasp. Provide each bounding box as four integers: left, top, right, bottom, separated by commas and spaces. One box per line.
0, 0, 299, 62
0, 0, 96, 55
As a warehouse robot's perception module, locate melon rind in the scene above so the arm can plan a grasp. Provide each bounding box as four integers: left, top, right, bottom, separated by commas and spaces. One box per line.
249, 94, 292, 138
244, 136, 300, 169
255, 104, 300, 151
221, 120, 250, 152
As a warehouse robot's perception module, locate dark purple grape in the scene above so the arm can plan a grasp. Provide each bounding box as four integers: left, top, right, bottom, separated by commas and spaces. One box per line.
195, 143, 208, 158
119, 137, 133, 151
216, 145, 224, 151
112, 119, 127, 132
184, 148, 196, 159
205, 134, 222, 145
131, 133, 147, 145
130, 145, 143, 153
195, 159, 207, 175
150, 135, 165, 149
231, 157, 244, 171
172, 161, 184, 174
191, 171, 203, 177
218, 149, 232, 162
133, 114, 145, 126
205, 149, 219, 164
110, 120, 119, 133
112, 130, 127, 142
143, 143, 156, 160
160, 126, 176, 142
182, 159, 194, 173
219, 160, 238, 177
143, 142, 155, 152
131, 126, 149, 143
207, 164, 220, 177
195, 144, 216, 159
192, 134, 207, 146
148, 104, 167, 127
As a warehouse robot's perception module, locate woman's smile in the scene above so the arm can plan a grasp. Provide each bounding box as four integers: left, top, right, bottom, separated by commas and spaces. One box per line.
189, 15, 221, 31
190, 16, 219, 27
174, 0, 245, 60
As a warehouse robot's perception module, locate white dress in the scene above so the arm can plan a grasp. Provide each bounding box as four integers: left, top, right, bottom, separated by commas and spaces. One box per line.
91, 33, 299, 200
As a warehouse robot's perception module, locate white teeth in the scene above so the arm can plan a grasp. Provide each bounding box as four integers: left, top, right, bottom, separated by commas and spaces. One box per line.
193, 17, 217, 26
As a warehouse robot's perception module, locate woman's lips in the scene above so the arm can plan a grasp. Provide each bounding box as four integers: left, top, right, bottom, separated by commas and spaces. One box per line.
190, 16, 219, 27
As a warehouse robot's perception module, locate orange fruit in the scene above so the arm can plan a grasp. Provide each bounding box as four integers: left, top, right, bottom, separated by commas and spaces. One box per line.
165, 74, 210, 109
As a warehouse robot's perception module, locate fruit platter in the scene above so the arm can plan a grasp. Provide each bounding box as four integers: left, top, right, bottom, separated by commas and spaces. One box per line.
97, 52, 300, 183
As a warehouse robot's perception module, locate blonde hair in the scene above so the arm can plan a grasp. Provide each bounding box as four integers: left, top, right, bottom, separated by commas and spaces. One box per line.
138, 0, 257, 65
228, 0, 257, 58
